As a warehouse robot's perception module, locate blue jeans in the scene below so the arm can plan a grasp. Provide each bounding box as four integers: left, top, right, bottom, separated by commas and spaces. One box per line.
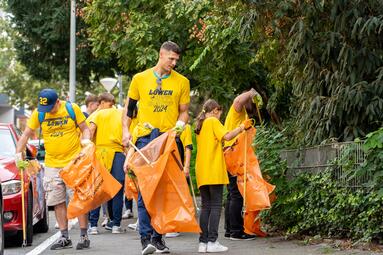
125, 197, 133, 210
136, 129, 162, 239
136, 129, 184, 239
89, 203, 107, 227
106, 152, 126, 227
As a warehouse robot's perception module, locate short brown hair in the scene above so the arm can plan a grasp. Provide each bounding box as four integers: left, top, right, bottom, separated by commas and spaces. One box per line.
160, 41, 181, 54
85, 95, 98, 107
98, 92, 115, 104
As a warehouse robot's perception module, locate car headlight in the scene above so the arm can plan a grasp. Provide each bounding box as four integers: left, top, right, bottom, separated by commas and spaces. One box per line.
2, 180, 22, 195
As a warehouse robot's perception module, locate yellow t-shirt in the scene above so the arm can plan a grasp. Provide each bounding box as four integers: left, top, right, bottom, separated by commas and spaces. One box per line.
224, 105, 248, 147
128, 68, 190, 138
90, 108, 124, 153
27, 101, 86, 168
90, 108, 124, 171
195, 117, 229, 188
180, 124, 193, 149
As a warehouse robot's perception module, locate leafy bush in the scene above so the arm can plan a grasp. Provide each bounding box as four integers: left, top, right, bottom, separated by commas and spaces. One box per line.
256, 126, 383, 242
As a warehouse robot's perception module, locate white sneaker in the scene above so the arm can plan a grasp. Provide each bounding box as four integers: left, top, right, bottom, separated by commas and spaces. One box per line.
128, 222, 137, 231
88, 226, 99, 235
112, 226, 123, 234
165, 232, 180, 238
206, 241, 228, 253
198, 242, 207, 253
122, 209, 133, 219
54, 222, 59, 229
101, 217, 109, 227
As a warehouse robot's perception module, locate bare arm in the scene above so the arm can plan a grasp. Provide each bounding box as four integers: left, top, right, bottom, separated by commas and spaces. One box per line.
233, 88, 258, 113
16, 127, 35, 154
183, 147, 192, 177
89, 122, 97, 140
78, 121, 90, 140
223, 124, 245, 141
178, 103, 189, 123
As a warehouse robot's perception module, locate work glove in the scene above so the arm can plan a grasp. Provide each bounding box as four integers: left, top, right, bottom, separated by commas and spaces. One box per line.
252, 93, 263, 109
173, 120, 185, 136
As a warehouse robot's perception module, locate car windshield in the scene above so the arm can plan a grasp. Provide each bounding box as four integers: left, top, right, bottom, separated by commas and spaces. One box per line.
0, 129, 16, 157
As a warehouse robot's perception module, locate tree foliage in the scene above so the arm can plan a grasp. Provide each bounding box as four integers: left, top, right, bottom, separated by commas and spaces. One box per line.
5, 0, 117, 91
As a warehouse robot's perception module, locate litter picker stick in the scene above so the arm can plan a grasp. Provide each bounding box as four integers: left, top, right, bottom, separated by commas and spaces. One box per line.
20, 169, 27, 247
170, 151, 200, 213
128, 140, 153, 167
243, 131, 248, 214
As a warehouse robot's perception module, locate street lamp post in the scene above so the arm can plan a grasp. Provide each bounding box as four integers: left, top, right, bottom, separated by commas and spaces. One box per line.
69, 0, 76, 102
100, 74, 124, 107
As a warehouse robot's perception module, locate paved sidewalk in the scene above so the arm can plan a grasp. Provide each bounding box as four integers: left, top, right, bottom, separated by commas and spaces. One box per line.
41, 216, 379, 255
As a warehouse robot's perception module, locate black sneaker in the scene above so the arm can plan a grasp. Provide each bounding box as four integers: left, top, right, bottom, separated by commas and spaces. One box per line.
50, 236, 72, 250
141, 236, 156, 255
230, 233, 257, 241
152, 237, 170, 253
224, 232, 231, 239
105, 221, 113, 231
76, 235, 90, 250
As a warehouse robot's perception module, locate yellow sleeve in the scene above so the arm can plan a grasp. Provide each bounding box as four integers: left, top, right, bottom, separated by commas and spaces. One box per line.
27, 110, 39, 130
72, 103, 86, 125
180, 124, 193, 147
179, 79, 190, 105
128, 75, 140, 100
212, 118, 228, 141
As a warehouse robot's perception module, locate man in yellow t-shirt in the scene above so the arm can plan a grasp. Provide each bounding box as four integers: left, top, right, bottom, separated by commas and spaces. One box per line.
122, 41, 190, 254
223, 88, 260, 241
16, 88, 91, 250
88, 93, 125, 234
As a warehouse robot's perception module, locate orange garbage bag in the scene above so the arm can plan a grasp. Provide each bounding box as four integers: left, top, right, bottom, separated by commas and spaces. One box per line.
124, 174, 138, 201
129, 131, 200, 234
243, 211, 267, 237
60, 144, 122, 219
224, 126, 275, 236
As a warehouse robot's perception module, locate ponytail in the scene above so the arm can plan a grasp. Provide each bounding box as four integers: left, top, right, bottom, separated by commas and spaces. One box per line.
194, 99, 222, 135
195, 110, 206, 135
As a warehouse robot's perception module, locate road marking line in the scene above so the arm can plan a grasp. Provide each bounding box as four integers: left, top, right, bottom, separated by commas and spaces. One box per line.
26, 219, 78, 255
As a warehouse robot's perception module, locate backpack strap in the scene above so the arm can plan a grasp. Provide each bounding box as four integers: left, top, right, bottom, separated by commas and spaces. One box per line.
65, 101, 77, 125
38, 112, 46, 125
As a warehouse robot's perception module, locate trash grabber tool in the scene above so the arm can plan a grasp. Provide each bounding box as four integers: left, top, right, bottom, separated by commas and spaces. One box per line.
170, 151, 200, 214
20, 168, 27, 247
128, 140, 154, 168
242, 130, 248, 218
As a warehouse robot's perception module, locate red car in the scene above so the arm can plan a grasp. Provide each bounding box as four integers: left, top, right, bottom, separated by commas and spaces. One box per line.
0, 123, 49, 246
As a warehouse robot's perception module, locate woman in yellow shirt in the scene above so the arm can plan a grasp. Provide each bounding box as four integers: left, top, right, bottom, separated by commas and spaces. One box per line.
194, 99, 245, 253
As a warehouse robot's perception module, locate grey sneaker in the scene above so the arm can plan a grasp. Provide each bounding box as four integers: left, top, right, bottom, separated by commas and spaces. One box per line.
141, 236, 156, 255
50, 236, 72, 250
76, 235, 90, 250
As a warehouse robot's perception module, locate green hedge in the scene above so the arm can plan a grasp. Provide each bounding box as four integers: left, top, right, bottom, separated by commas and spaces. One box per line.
255, 126, 383, 242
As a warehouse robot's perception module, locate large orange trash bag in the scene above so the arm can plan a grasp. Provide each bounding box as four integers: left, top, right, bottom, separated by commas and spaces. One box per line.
129, 131, 200, 234
224, 126, 275, 236
124, 174, 138, 201
60, 144, 122, 219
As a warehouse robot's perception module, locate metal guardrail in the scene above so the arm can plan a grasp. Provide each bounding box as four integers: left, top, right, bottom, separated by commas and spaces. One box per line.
280, 142, 369, 188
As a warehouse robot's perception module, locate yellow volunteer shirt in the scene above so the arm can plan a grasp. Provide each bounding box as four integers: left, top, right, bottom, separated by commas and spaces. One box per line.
90, 108, 124, 171
91, 108, 124, 152
128, 68, 190, 138
180, 124, 193, 149
224, 105, 248, 147
27, 101, 86, 168
196, 117, 229, 188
